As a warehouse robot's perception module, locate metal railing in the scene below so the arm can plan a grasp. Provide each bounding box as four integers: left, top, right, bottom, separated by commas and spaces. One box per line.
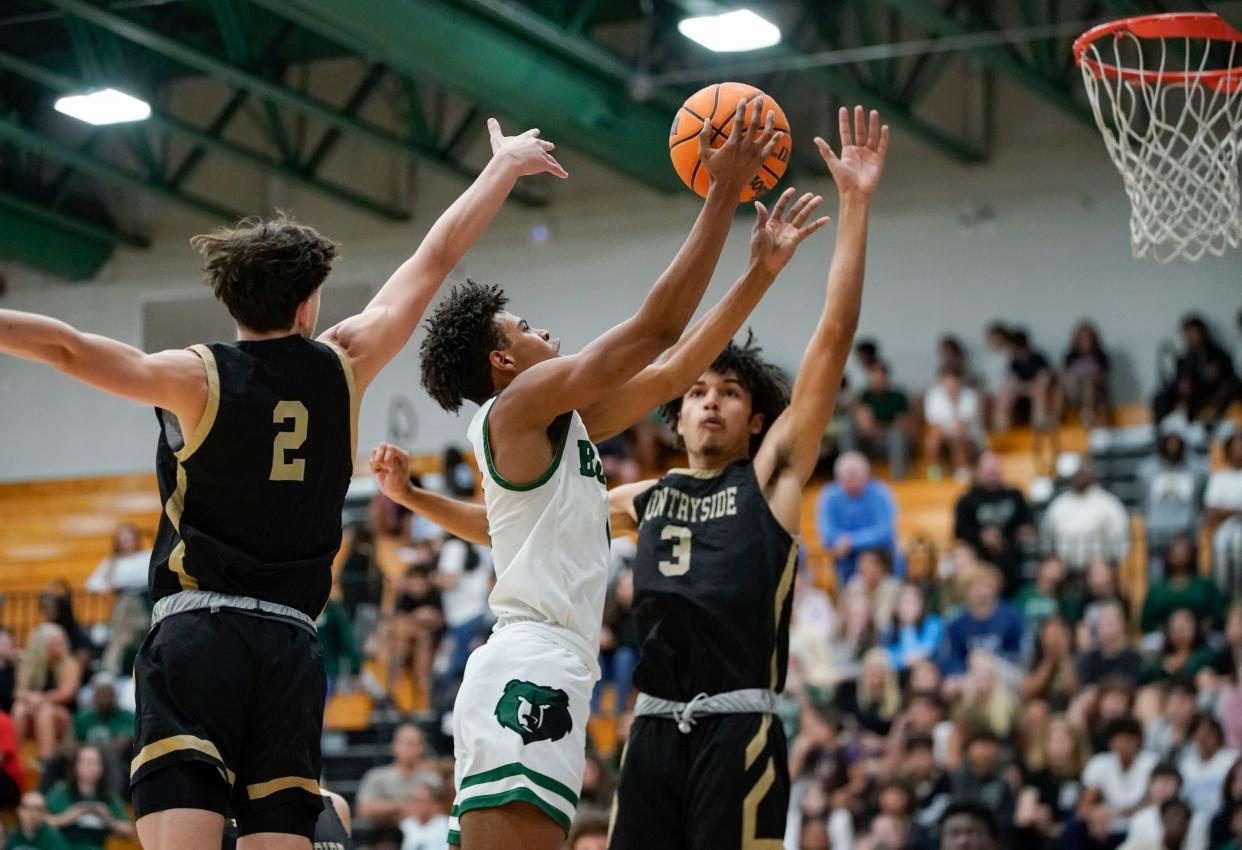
0, 589, 114, 645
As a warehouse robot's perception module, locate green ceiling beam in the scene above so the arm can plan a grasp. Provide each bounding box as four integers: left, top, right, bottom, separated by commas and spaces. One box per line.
879, 0, 1095, 127
0, 192, 116, 280
800, 61, 990, 162
0, 51, 409, 220
41, 0, 541, 205
0, 186, 146, 247
0, 115, 245, 221
246, 0, 683, 191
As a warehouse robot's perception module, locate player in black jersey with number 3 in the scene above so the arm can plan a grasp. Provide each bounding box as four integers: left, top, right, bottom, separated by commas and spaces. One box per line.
364, 106, 888, 850
606, 105, 888, 850
0, 119, 563, 850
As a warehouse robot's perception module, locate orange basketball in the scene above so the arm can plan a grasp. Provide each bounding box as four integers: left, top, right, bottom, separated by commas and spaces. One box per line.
668, 82, 792, 203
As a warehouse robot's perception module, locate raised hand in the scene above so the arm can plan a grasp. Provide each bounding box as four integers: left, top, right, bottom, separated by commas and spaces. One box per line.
370, 443, 414, 501
748, 187, 832, 275
814, 106, 889, 199
487, 118, 569, 179
699, 98, 784, 192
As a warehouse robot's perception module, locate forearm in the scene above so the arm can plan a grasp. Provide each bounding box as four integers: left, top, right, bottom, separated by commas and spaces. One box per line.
798, 194, 869, 386
628, 184, 739, 348
655, 259, 776, 379
401, 157, 517, 286
583, 261, 777, 439
0, 309, 82, 367
388, 483, 490, 547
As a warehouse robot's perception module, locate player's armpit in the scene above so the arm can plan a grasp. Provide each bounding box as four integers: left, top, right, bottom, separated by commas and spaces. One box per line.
608, 479, 659, 536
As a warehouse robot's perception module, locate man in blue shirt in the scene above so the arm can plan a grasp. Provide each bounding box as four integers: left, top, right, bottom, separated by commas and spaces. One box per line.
816, 451, 897, 584
940, 564, 1025, 677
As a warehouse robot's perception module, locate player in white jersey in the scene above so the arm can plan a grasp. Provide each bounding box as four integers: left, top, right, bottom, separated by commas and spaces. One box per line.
371, 101, 830, 850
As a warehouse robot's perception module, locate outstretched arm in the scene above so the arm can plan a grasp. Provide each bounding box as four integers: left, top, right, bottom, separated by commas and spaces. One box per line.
493, 102, 781, 437
582, 187, 831, 442
754, 107, 889, 534
321, 120, 565, 392
373, 442, 654, 542
0, 310, 207, 429
371, 444, 491, 546
608, 479, 660, 536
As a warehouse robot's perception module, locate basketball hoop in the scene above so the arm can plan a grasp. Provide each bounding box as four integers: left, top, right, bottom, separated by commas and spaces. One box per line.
1074, 13, 1242, 263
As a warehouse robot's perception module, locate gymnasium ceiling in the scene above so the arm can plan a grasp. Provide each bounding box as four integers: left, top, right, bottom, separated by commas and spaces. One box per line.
0, 0, 1203, 279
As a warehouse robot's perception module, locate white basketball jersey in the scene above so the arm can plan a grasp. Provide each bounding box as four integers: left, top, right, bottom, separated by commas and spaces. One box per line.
467, 396, 611, 650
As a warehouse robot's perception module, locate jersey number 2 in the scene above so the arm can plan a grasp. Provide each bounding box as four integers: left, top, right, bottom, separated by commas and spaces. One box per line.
270, 401, 308, 481
658, 525, 693, 577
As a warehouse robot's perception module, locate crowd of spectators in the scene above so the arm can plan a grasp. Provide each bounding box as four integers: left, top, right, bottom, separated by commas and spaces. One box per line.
1, 311, 1239, 850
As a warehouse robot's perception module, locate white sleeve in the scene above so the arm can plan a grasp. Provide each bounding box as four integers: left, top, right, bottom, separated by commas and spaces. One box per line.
959, 388, 981, 423
924, 388, 949, 428
1082, 754, 1106, 790
1204, 474, 1226, 509
438, 538, 467, 577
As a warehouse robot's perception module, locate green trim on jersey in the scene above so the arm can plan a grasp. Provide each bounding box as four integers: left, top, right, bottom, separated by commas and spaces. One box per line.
447, 828, 461, 846
460, 762, 580, 807
482, 401, 570, 492
451, 787, 571, 832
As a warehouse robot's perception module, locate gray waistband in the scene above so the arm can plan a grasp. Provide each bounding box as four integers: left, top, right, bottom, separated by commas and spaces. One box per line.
152, 591, 316, 635
634, 689, 778, 734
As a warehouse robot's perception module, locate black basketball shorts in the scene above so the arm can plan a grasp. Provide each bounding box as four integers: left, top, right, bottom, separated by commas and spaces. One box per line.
130, 608, 326, 836
608, 712, 789, 850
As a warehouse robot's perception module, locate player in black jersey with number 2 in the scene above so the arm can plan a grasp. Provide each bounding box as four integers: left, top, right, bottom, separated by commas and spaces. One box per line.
0, 119, 563, 850
606, 105, 888, 850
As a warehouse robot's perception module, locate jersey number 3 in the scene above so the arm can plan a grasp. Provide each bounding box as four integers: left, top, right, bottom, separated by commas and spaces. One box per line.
658, 525, 693, 577
270, 401, 309, 482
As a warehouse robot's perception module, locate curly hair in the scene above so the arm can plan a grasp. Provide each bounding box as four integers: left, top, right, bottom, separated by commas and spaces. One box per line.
190, 212, 337, 332
419, 279, 510, 413
659, 329, 790, 455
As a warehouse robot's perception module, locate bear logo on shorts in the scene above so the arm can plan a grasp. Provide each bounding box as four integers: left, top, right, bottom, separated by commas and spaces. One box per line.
494, 679, 573, 745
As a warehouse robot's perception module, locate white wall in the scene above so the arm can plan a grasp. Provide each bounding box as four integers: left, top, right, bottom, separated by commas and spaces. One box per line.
1, 77, 1238, 482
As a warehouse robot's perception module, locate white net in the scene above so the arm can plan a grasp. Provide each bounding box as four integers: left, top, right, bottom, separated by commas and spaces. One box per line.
1078, 25, 1242, 263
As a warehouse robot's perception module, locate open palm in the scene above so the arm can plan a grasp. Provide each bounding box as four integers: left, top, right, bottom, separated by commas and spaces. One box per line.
749, 187, 831, 274
815, 106, 889, 198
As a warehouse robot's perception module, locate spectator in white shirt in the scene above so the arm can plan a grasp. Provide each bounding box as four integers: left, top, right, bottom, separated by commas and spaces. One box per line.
1180, 714, 1239, 819
85, 524, 152, 676
1042, 461, 1131, 572
924, 367, 986, 482
1206, 434, 1242, 599
434, 536, 493, 680
1124, 763, 1209, 850
399, 778, 451, 850
1081, 717, 1160, 833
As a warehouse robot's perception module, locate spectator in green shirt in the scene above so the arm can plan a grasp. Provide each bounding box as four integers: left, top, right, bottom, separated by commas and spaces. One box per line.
1014, 556, 1070, 636
1140, 536, 1225, 635
45, 745, 134, 850
1143, 608, 1216, 686
841, 362, 915, 479
72, 675, 133, 787
7, 792, 69, 850
317, 591, 363, 695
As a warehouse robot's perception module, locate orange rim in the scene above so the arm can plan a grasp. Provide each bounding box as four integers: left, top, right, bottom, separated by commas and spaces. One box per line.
1074, 12, 1242, 93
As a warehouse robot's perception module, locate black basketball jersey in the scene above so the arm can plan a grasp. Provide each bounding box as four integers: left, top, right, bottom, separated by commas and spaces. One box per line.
630, 461, 796, 701
150, 335, 357, 618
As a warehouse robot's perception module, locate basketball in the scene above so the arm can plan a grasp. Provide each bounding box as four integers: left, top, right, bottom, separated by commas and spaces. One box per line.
668, 82, 792, 202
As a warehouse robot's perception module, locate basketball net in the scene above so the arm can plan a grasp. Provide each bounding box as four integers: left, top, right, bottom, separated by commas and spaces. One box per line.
1076, 14, 1242, 263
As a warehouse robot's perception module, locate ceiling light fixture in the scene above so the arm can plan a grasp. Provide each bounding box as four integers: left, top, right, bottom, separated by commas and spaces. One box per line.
678, 9, 781, 53
54, 88, 151, 126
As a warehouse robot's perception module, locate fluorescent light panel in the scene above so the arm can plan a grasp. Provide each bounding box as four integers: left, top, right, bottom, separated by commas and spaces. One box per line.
678, 9, 781, 53
54, 88, 151, 126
